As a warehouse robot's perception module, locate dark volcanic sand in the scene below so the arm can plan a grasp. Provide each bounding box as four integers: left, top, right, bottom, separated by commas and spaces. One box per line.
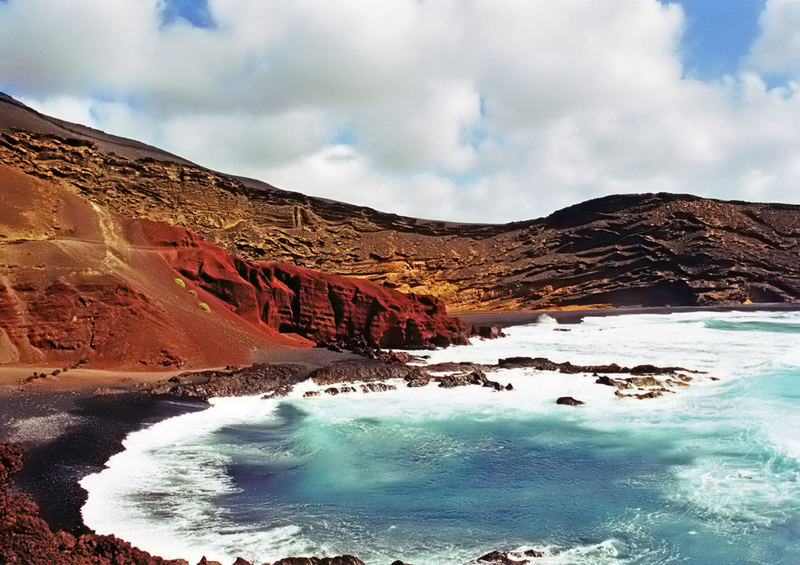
0, 347, 359, 534
0, 390, 206, 531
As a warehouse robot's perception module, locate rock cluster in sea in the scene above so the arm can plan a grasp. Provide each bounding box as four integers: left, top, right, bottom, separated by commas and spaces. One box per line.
148, 351, 699, 406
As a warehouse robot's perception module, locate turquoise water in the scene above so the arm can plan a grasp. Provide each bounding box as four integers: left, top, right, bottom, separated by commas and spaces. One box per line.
81, 312, 800, 564
703, 319, 800, 334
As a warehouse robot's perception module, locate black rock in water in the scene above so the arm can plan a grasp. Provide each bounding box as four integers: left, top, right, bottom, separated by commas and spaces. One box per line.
556, 396, 585, 406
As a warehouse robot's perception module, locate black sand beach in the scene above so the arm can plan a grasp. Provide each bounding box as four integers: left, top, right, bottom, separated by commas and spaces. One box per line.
0, 346, 360, 535
0, 389, 206, 531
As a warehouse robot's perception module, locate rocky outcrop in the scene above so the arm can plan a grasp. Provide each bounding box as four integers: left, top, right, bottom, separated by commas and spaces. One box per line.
421, 356, 697, 380
2, 98, 800, 312
148, 350, 701, 404
306, 361, 431, 386
269, 557, 364, 565
130, 219, 468, 349
151, 357, 520, 400
316, 335, 415, 363
436, 369, 506, 391
476, 550, 544, 564
149, 224, 466, 348
149, 364, 312, 400
201, 558, 366, 565
496, 357, 695, 375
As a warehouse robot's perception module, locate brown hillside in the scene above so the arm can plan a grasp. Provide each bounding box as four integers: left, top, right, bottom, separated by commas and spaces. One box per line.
2, 94, 800, 311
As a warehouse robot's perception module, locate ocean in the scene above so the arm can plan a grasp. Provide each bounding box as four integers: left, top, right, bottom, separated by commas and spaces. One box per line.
80, 311, 800, 564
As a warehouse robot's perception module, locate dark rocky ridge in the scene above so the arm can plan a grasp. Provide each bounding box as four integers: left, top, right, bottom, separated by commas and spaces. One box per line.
2, 94, 800, 311
151, 355, 697, 402
0, 92, 195, 165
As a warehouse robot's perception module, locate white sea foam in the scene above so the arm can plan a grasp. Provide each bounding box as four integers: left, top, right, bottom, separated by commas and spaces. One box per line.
493, 540, 627, 565
419, 311, 797, 376
80, 396, 321, 563
79, 310, 800, 564
671, 456, 800, 532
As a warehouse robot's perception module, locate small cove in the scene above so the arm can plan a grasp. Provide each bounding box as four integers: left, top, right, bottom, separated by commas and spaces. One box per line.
81, 311, 800, 564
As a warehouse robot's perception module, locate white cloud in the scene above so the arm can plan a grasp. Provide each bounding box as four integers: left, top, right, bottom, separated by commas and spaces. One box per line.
2, 0, 800, 222
16, 95, 99, 129
747, 0, 800, 76
259, 144, 465, 220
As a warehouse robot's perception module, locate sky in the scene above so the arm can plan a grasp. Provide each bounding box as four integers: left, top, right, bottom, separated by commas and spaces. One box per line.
2, 0, 800, 223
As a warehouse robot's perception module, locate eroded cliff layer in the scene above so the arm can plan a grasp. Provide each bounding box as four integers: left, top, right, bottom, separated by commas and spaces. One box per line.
2, 94, 800, 311
0, 163, 466, 370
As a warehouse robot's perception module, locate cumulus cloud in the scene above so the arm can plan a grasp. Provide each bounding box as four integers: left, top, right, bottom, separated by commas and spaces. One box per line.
1, 0, 800, 222
747, 0, 800, 76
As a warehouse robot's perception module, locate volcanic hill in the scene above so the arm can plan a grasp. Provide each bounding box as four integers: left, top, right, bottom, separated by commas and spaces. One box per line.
0, 93, 473, 369
1, 92, 799, 368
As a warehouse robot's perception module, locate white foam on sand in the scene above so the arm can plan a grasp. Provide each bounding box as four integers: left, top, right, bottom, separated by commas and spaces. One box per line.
9, 413, 82, 442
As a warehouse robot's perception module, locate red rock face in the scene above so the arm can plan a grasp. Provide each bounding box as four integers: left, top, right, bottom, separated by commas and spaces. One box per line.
130, 219, 467, 348
23, 280, 173, 358
254, 263, 466, 348
0, 164, 467, 370
0, 281, 29, 364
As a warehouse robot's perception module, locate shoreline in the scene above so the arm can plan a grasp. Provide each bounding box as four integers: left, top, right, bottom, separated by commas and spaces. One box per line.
0, 389, 207, 532
0, 346, 362, 391
0, 348, 360, 534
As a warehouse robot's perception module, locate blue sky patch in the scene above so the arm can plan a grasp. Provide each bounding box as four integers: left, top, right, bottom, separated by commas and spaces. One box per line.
331, 128, 357, 146
160, 0, 215, 29
667, 0, 765, 78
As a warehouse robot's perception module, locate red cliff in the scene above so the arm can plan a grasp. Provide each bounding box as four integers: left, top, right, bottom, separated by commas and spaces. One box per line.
0, 165, 467, 371
127, 219, 467, 349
